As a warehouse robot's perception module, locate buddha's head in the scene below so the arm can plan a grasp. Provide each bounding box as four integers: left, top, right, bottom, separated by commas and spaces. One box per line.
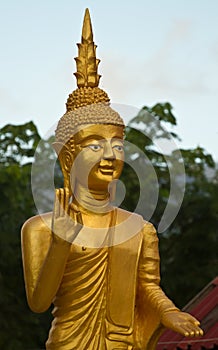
53, 9, 125, 195
54, 104, 125, 194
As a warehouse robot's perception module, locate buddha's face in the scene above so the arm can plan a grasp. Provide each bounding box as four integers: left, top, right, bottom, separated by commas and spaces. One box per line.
71, 124, 124, 191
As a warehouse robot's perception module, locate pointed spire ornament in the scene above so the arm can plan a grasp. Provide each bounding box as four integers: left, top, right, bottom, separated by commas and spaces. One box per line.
66, 8, 110, 111
74, 8, 101, 88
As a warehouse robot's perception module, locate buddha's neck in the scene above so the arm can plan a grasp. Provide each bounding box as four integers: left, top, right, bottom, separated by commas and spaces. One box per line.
73, 182, 112, 214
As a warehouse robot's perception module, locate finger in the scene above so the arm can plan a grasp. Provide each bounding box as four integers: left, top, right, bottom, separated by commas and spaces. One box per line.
64, 188, 70, 215
199, 328, 204, 336
73, 207, 78, 224
68, 204, 74, 220
68, 205, 76, 223
67, 202, 71, 217
70, 202, 79, 213
69, 203, 80, 221
186, 314, 200, 326
76, 211, 83, 226
59, 188, 65, 217
54, 189, 60, 219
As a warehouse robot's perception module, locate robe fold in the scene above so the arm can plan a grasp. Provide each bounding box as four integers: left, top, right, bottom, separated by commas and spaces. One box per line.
22, 209, 177, 350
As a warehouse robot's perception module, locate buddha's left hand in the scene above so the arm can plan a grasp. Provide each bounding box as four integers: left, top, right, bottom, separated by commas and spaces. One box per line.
161, 310, 204, 337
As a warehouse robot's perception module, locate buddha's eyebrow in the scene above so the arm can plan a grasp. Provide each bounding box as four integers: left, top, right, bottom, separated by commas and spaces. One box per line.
112, 137, 124, 142
77, 134, 123, 143
77, 135, 105, 143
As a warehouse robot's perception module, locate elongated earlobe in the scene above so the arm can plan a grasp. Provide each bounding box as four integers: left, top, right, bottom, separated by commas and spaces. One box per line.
52, 142, 74, 195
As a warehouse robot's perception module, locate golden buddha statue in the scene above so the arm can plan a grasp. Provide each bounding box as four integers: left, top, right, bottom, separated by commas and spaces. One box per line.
21, 8, 203, 350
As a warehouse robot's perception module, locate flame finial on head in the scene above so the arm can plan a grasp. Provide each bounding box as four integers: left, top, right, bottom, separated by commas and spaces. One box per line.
66, 8, 110, 111
74, 8, 101, 88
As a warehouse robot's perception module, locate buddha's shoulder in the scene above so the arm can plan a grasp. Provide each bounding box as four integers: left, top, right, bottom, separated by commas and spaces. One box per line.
115, 207, 156, 233
22, 212, 52, 236
115, 207, 141, 221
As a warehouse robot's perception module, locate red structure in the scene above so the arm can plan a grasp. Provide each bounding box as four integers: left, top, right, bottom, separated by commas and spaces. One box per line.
157, 277, 218, 350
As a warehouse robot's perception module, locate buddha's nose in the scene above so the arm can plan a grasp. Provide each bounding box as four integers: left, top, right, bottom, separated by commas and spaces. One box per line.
103, 141, 115, 160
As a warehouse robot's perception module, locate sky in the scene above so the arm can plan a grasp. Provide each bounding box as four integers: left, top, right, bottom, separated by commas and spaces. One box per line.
0, 0, 218, 160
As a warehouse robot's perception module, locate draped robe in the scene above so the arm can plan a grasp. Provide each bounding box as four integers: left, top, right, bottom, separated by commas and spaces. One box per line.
22, 209, 178, 350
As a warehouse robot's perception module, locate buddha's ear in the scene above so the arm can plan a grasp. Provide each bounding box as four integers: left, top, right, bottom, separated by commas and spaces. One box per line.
52, 141, 65, 157
52, 141, 74, 166
52, 142, 74, 193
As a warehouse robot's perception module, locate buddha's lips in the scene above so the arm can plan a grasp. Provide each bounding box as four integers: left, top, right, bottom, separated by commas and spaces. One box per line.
99, 166, 114, 174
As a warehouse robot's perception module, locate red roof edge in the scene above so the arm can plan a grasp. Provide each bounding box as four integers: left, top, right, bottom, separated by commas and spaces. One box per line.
182, 277, 218, 312
157, 277, 218, 350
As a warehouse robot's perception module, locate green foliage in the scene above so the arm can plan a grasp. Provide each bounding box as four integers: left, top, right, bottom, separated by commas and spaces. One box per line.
0, 122, 40, 165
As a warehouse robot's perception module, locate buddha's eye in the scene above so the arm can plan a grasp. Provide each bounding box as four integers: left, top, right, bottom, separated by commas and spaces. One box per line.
113, 145, 124, 152
87, 144, 102, 151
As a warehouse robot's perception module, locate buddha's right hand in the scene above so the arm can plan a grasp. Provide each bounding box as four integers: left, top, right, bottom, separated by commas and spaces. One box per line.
52, 188, 83, 243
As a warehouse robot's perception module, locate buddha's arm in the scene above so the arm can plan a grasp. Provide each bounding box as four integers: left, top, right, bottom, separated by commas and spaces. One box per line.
138, 222, 178, 314
138, 222, 203, 337
21, 214, 71, 313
